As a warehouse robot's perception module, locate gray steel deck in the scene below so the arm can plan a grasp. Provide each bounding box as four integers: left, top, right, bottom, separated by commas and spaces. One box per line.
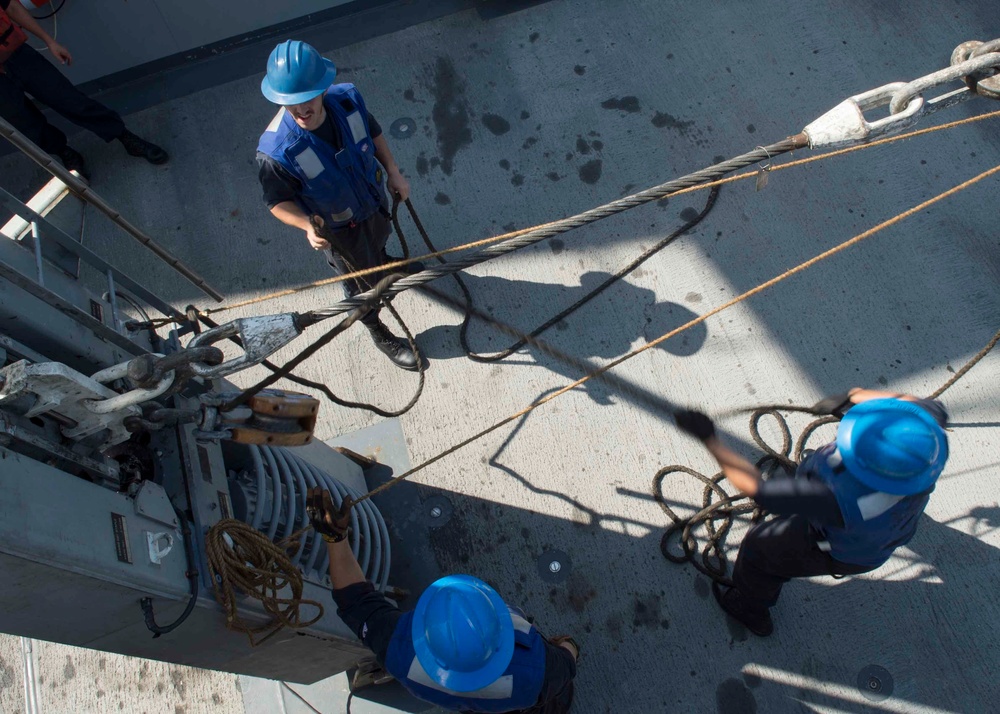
1, 0, 998, 712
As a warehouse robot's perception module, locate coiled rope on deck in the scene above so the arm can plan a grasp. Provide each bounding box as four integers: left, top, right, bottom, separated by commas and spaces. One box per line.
205, 519, 324, 646
653, 326, 1000, 585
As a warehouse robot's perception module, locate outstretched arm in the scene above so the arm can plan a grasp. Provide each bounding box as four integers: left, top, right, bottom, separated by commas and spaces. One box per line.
307, 488, 401, 661
5, 2, 72, 64
674, 411, 762, 496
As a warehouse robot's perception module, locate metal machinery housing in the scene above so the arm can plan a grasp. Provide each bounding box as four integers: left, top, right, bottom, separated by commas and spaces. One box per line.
0, 142, 393, 684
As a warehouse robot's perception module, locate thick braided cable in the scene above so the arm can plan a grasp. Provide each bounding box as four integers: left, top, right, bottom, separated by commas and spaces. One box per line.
303, 138, 805, 322
351, 162, 1000, 504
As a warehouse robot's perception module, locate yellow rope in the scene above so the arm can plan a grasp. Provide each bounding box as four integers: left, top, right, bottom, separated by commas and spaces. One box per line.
355, 161, 1000, 502
200, 108, 1000, 316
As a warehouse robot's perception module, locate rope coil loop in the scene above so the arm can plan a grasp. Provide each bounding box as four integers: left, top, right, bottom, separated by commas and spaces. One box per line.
206, 519, 324, 646
653, 326, 1000, 585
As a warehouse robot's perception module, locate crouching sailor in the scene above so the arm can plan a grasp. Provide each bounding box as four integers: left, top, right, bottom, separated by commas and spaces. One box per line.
674, 387, 948, 637
306, 487, 579, 712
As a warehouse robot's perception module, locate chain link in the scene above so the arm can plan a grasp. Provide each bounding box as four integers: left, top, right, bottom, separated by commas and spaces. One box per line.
803, 38, 1000, 148
888, 50, 1000, 114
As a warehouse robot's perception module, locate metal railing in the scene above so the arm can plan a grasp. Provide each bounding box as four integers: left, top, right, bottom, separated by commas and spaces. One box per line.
0, 115, 223, 303
0, 185, 183, 331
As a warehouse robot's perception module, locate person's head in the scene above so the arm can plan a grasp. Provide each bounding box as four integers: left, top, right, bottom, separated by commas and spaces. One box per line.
411, 575, 515, 692
260, 40, 337, 129
837, 398, 949, 494
285, 95, 326, 131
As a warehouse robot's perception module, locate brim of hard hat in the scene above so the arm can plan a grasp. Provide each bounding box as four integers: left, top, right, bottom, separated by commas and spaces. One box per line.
837, 398, 948, 495
260, 58, 337, 105
411, 575, 515, 693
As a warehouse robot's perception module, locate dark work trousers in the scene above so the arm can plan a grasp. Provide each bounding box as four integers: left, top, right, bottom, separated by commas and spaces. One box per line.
732, 514, 877, 611
322, 210, 393, 327
460, 641, 577, 714
0, 44, 125, 155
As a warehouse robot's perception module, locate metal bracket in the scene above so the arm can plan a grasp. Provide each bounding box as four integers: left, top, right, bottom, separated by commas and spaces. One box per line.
187, 314, 302, 379
802, 82, 923, 148
133, 481, 180, 528
0, 361, 140, 449
145, 531, 175, 565
803, 46, 1000, 148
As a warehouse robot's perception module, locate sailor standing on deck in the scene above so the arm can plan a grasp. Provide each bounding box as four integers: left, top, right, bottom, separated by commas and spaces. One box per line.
674, 388, 949, 637
0, 0, 168, 179
257, 40, 420, 371
306, 488, 579, 713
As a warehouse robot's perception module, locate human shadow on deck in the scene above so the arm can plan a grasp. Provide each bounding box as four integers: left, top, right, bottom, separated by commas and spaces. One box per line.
363, 416, 1000, 714
416, 270, 707, 403
738, 507, 1000, 714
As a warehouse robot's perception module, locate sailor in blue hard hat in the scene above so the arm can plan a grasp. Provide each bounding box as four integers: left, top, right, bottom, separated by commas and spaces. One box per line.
674, 387, 949, 637
257, 40, 421, 371
305, 487, 579, 712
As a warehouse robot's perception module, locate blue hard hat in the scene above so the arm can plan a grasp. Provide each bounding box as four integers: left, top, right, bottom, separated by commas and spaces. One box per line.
837, 398, 948, 495
260, 40, 337, 105
411, 575, 514, 693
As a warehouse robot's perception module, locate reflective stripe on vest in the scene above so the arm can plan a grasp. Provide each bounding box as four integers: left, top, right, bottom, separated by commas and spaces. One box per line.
257, 83, 387, 229
801, 443, 931, 567
0, 8, 28, 65
384, 607, 547, 713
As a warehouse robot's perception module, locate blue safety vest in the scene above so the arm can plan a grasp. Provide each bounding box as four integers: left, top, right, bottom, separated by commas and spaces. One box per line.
800, 443, 931, 567
383, 607, 547, 713
257, 83, 387, 228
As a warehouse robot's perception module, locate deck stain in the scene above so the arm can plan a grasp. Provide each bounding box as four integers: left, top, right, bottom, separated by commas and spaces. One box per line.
429, 57, 472, 175
579, 159, 603, 184
482, 113, 511, 136
601, 96, 641, 113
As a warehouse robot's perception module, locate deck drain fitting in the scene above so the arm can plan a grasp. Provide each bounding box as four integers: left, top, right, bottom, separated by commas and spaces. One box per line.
390, 117, 417, 140
421, 495, 453, 528
857, 665, 893, 702
537, 550, 571, 583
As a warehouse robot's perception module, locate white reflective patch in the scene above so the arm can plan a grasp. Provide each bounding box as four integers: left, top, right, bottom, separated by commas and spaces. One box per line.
346, 111, 369, 144
265, 108, 286, 133
510, 612, 532, 635
817, 540, 832, 552
329, 207, 354, 223
827, 450, 843, 468
293, 147, 325, 179
406, 657, 514, 699
856, 491, 904, 521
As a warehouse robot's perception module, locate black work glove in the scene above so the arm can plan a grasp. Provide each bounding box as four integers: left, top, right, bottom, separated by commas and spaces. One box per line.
810, 392, 853, 418
675, 410, 716, 441
306, 487, 353, 543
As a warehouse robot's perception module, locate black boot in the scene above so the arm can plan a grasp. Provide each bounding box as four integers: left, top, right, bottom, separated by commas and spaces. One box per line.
366, 321, 419, 371
118, 130, 169, 165
58, 146, 90, 180
713, 583, 774, 637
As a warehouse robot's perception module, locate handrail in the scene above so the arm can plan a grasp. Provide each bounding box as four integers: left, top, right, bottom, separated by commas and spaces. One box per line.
0, 116, 223, 302
0, 187, 183, 320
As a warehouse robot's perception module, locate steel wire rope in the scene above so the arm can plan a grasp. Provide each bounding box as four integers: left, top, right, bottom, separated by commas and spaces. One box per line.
219, 272, 425, 418
129, 107, 1000, 324
347, 162, 1000, 506
304, 136, 804, 322
391, 187, 720, 362
131, 108, 1000, 333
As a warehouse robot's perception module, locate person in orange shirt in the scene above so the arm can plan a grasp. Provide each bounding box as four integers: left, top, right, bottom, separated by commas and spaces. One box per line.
0, 0, 167, 178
